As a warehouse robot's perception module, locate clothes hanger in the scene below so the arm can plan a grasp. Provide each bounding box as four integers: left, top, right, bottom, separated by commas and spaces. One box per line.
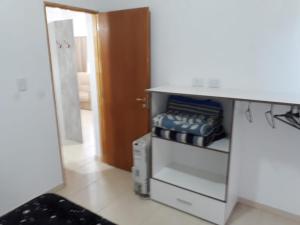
245, 102, 253, 123
284, 106, 300, 127
292, 106, 300, 124
265, 104, 275, 129
274, 106, 300, 130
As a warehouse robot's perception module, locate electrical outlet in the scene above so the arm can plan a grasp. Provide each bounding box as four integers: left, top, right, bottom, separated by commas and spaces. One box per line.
208, 79, 221, 88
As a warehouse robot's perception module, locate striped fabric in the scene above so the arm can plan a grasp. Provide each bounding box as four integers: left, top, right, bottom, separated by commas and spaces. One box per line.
152, 126, 225, 147
152, 95, 226, 147
167, 95, 223, 118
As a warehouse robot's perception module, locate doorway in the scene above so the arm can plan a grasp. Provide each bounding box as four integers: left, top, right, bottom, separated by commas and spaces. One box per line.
44, 3, 151, 173
45, 5, 101, 169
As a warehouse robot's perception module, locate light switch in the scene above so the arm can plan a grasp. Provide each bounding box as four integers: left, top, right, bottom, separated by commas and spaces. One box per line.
208, 79, 221, 88
16, 78, 28, 92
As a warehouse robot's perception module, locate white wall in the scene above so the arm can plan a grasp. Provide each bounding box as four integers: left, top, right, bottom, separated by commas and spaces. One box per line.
48, 20, 83, 143
1, 0, 300, 217
86, 15, 102, 157
96, 0, 300, 215
0, 0, 100, 215
46, 7, 88, 37
237, 102, 300, 215
97, 0, 300, 93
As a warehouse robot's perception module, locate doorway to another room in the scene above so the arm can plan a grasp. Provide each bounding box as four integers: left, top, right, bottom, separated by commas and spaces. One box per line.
45, 6, 101, 169
45, 3, 150, 174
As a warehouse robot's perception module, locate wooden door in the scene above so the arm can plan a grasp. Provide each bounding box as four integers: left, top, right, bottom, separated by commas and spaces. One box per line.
98, 8, 150, 171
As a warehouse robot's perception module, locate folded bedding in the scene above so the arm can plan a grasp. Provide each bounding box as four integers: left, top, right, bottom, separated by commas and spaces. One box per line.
153, 126, 226, 147
167, 95, 223, 118
152, 95, 226, 147
153, 112, 220, 137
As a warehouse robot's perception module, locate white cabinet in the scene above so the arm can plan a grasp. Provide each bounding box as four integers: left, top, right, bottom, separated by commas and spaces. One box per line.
152, 137, 228, 201
148, 87, 239, 225
151, 179, 226, 225
148, 85, 300, 224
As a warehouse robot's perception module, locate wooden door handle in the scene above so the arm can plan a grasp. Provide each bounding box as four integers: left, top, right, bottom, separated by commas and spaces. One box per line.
136, 97, 149, 109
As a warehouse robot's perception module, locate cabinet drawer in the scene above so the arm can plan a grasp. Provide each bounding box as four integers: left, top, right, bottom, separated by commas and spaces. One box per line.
150, 179, 226, 225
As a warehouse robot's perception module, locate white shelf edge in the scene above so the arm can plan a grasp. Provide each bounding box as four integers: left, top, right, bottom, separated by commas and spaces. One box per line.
207, 138, 230, 153
147, 86, 300, 105
152, 136, 230, 153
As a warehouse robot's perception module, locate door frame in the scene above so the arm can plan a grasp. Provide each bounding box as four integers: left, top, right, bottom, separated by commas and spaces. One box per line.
43, 1, 104, 185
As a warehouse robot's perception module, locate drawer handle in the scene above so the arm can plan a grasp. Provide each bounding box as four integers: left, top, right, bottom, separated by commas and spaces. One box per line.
176, 198, 193, 206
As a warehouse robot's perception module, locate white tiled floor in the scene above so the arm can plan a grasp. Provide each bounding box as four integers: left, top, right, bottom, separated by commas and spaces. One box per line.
53, 110, 299, 225
62, 110, 96, 168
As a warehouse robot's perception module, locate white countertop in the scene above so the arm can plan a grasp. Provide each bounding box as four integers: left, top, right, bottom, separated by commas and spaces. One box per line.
147, 86, 300, 105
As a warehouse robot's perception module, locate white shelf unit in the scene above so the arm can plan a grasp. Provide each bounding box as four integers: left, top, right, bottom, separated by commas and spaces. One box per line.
154, 164, 226, 201
147, 85, 300, 225
152, 138, 228, 201
148, 87, 236, 225
153, 136, 230, 153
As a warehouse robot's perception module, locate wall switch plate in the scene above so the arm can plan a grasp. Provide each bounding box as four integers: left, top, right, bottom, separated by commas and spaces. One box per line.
16, 78, 28, 92
192, 78, 204, 88
208, 79, 221, 88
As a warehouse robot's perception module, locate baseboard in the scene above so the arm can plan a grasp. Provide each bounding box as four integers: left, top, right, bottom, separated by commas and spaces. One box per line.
48, 183, 65, 193
238, 197, 300, 223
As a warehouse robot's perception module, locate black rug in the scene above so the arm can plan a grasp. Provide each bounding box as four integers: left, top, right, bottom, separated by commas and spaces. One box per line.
0, 193, 116, 225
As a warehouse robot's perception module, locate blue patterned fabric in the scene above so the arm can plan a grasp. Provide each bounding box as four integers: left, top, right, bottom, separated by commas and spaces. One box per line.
152, 95, 224, 138
153, 112, 219, 136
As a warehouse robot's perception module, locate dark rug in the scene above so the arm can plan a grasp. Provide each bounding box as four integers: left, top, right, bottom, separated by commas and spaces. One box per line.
0, 193, 116, 225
